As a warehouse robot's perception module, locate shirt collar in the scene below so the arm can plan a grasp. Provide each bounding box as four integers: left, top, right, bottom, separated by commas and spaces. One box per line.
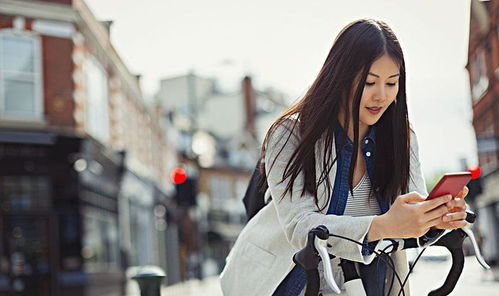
335, 121, 376, 145
365, 125, 376, 144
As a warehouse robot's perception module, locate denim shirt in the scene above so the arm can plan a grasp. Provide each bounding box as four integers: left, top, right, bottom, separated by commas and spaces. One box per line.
328, 122, 390, 251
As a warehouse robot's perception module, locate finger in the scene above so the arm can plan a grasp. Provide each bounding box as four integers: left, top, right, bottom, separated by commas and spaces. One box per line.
446, 198, 466, 209
425, 216, 443, 229
446, 220, 468, 228
424, 204, 449, 222
457, 186, 469, 199
442, 212, 467, 223
401, 192, 426, 203
447, 199, 468, 213
420, 194, 452, 211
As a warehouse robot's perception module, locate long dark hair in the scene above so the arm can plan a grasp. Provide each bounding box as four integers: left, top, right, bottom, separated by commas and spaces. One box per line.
260, 19, 410, 211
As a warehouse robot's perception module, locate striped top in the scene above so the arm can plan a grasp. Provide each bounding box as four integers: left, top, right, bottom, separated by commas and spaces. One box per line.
343, 173, 381, 217
309, 173, 381, 296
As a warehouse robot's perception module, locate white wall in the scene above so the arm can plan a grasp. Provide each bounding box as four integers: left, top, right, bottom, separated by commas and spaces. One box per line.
156, 75, 215, 112
198, 93, 244, 139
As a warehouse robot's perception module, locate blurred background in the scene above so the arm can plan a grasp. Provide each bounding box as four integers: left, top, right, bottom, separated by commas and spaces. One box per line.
0, 0, 497, 295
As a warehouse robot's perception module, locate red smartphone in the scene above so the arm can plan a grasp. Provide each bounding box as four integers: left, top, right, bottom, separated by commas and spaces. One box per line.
426, 172, 472, 200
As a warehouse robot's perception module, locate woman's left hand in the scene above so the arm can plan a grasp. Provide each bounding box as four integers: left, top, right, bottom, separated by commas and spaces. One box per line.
434, 186, 469, 230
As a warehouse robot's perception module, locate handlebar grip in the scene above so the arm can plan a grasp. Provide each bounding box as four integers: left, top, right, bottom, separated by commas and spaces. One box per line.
427, 247, 464, 296
292, 225, 331, 296
427, 229, 467, 296
304, 269, 320, 296
465, 210, 476, 223
402, 238, 418, 249
293, 230, 321, 270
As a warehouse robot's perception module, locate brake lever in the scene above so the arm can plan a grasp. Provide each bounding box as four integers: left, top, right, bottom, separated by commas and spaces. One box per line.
313, 226, 342, 294
461, 227, 490, 270
293, 225, 341, 295
463, 210, 490, 269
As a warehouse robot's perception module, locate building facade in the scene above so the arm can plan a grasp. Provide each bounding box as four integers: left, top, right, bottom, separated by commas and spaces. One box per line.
466, 0, 499, 274
155, 73, 287, 276
0, 0, 179, 295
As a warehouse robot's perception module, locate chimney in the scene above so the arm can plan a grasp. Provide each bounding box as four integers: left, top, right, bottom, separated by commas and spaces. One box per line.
134, 74, 143, 94
242, 76, 256, 139
100, 20, 113, 36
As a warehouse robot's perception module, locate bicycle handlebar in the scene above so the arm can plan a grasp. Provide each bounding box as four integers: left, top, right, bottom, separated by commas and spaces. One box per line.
293, 225, 340, 295
293, 211, 490, 296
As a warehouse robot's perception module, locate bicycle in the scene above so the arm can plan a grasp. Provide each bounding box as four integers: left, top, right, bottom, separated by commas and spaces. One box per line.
293, 211, 490, 296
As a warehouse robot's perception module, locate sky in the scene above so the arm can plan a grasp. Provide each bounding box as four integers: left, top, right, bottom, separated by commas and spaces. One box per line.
85, 0, 478, 179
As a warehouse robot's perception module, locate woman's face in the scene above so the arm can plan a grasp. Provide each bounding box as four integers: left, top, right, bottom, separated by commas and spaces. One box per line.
358, 53, 400, 127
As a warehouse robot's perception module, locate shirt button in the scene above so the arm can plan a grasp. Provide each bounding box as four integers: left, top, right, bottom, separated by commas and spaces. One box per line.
364, 139, 369, 144
366, 151, 371, 157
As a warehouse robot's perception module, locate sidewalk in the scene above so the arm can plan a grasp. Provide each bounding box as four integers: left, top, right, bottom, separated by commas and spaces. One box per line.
162, 277, 222, 296
127, 257, 498, 295
126, 276, 223, 296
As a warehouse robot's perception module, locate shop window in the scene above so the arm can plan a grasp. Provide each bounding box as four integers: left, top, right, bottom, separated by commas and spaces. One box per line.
128, 202, 155, 266
0, 176, 51, 212
81, 206, 119, 272
59, 214, 81, 270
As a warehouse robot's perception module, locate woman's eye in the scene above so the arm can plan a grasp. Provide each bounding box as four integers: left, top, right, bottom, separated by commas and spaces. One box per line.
366, 82, 397, 87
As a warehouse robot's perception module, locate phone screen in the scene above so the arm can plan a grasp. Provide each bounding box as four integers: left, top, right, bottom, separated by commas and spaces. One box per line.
426, 172, 472, 200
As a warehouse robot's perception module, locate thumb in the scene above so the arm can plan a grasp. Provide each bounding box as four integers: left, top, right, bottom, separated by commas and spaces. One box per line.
399, 192, 425, 203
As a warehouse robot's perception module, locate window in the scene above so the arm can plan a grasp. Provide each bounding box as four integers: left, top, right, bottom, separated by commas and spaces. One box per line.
470, 48, 489, 102
0, 31, 43, 119
82, 206, 120, 272
0, 176, 51, 212
128, 202, 156, 266
209, 176, 231, 210
84, 56, 110, 143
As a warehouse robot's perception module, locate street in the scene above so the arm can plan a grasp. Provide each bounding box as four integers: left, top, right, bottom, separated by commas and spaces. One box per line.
153, 256, 499, 295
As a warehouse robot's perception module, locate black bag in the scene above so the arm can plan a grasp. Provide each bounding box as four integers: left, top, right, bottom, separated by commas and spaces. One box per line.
242, 159, 267, 221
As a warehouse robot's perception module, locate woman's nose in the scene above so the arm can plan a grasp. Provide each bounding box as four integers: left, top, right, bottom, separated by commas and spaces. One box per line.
374, 86, 387, 102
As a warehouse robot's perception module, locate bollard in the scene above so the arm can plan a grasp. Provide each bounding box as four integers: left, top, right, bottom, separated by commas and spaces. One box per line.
132, 266, 166, 296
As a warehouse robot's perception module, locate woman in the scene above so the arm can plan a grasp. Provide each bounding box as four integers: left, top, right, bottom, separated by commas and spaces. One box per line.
220, 19, 468, 296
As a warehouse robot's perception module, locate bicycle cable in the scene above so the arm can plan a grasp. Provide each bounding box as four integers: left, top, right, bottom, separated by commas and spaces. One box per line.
328, 233, 407, 296
381, 244, 396, 296
396, 246, 427, 296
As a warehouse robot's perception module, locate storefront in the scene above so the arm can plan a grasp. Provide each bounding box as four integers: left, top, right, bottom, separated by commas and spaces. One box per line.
477, 171, 499, 273
0, 129, 124, 296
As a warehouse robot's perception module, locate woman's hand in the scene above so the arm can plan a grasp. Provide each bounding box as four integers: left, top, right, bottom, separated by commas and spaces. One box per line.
433, 186, 469, 230
368, 192, 452, 241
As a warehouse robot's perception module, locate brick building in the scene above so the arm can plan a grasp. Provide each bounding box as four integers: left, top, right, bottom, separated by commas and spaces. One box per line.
466, 0, 499, 273
0, 0, 178, 295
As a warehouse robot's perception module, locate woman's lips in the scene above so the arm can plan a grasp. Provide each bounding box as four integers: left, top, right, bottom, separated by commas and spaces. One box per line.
366, 106, 382, 115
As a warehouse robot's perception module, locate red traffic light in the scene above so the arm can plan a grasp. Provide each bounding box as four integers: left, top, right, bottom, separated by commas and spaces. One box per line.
467, 165, 481, 180
171, 167, 187, 184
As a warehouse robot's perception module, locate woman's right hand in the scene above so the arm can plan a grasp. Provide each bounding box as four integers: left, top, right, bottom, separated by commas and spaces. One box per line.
368, 192, 452, 241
